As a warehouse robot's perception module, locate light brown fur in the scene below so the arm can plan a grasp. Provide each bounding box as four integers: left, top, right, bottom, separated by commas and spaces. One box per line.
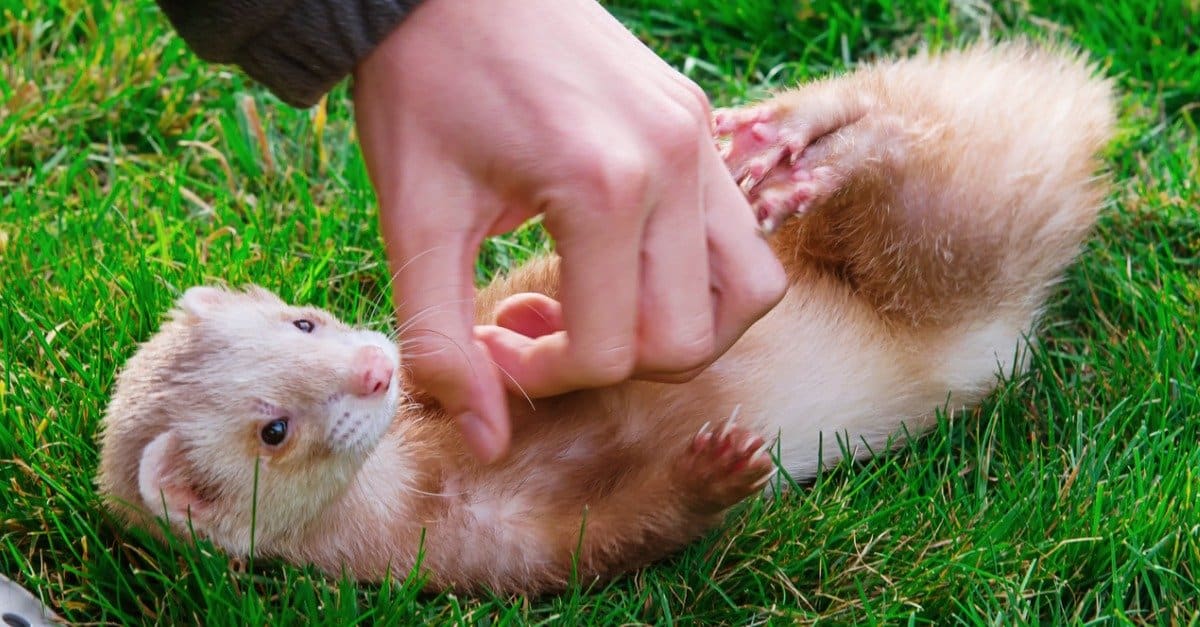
96, 41, 1116, 596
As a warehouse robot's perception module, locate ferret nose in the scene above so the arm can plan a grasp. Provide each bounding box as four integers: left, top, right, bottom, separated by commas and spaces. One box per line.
350, 345, 394, 397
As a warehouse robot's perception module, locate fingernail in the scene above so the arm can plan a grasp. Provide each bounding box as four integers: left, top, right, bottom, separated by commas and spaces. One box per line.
458, 412, 500, 464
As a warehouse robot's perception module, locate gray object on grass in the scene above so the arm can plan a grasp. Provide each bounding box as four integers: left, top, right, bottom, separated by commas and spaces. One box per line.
0, 575, 60, 627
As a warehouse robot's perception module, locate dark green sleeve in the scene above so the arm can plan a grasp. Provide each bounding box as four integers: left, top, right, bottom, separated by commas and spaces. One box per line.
155, 0, 424, 107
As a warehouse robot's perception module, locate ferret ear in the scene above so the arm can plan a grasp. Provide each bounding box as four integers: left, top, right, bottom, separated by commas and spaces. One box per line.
242, 284, 285, 305
138, 430, 210, 526
179, 286, 225, 318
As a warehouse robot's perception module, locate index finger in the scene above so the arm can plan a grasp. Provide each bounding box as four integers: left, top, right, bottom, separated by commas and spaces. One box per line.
379, 203, 511, 463
480, 198, 644, 397
701, 145, 788, 356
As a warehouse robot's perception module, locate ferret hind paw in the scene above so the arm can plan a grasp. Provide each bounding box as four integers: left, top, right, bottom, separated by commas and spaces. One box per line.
713, 103, 835, 232
754, 165, 839, 234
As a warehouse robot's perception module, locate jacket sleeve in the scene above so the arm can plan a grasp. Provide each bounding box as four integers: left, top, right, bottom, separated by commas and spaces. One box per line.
155, 0, 424, 108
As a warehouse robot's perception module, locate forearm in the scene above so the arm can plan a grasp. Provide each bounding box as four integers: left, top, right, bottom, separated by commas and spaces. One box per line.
155, 0, 423, 107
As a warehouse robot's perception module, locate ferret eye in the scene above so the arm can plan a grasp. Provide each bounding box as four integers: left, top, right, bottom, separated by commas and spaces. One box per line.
260, 419, 289, 446
293, 319, 315, 333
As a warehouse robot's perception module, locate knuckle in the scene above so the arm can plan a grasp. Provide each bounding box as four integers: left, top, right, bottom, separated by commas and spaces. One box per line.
653, 326, 716, 371
678, 79, 712, 119
660, 106, 707, 150
741, 263, 789, 313
560, 136, 651, 204
587, 155, 653, 213
601, 151, 653, 196
573, 342, 637, 384
650, 106, 708, 169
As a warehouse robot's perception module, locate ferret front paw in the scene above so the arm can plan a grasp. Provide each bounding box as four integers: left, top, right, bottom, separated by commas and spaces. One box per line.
678, 417, 776, 512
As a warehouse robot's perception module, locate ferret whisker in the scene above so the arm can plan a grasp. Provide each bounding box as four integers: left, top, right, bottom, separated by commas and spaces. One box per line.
391, 347, 452, 361
390, 298, 478, 342
404, 327, 478, 376
362, 243, 457, 325
380, 308, 451, 344
486, 357, 534, 411
392, 310, 452, 341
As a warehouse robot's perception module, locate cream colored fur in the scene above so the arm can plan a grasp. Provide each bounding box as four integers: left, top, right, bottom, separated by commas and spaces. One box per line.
96, 41, 1116, 596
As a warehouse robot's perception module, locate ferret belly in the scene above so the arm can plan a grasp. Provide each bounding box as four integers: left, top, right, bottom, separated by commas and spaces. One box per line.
703, 276, 1032, 481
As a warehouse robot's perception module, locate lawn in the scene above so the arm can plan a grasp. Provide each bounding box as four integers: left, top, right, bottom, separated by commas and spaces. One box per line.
2, 0, 1198, 624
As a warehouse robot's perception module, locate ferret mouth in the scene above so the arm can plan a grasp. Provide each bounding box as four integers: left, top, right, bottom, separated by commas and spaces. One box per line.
323, 384, 400, 455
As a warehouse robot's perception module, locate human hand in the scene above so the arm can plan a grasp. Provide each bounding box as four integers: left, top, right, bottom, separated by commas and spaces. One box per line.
353, 0, 787, 464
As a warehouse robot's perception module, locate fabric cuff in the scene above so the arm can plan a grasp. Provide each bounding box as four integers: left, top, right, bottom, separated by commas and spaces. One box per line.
229, 0, 421, 108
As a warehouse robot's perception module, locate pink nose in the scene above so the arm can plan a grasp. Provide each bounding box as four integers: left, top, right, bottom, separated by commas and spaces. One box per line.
350, 345, 394, 397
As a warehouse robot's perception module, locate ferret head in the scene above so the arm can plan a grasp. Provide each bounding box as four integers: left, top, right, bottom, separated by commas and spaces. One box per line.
96, 285, 401, 555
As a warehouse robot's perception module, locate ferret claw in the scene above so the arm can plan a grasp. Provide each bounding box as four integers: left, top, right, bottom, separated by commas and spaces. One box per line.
712, 105, 775, 136
717, 417, 737, 440
714, 102, 842, 232
749, 467, 779, 491
736, 148, 788, 191
752, 165, 839, 233
680, 414, 775, 509
691, 420, 714, 453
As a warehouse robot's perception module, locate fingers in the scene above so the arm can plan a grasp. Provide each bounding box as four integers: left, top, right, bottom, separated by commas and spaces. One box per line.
378, 195, 511, 464
481, 126, 784, 394
633, 131, 716, 376
492, 292, 563, 339
697, 145, 789, 364
481, 190, 644, 397
636, 151, 787, 386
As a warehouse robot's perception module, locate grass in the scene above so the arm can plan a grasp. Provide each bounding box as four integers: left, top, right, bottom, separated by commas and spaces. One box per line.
1, 0, 1198, 623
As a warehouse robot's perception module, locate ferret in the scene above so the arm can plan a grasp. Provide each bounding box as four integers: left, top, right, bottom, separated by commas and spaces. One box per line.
95, 41, 1116, 596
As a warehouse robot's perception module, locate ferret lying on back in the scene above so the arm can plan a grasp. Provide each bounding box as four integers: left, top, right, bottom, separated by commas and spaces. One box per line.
96, 41, 1116, 595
